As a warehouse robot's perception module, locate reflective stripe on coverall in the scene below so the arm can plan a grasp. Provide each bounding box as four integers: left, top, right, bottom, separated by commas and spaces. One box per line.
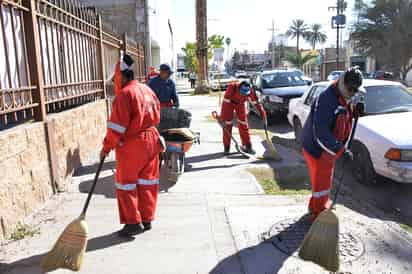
220, 82, 267, 147
103, 80, 162, 224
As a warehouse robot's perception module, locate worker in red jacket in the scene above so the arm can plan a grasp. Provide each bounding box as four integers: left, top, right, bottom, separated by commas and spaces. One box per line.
101, 54, 164, 237
145, 66, 160, 83
220, 81, 267, 155
301, 67, 363, 221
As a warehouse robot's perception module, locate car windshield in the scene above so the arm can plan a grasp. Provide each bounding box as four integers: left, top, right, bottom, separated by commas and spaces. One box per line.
213, 74, 231, 80
365, 85, 412, 114
261, 71, 306, 88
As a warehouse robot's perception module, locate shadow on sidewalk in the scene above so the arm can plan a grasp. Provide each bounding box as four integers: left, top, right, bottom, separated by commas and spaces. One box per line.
0, 233, 134, 274
74, 160, 116, 177
0, 253, 45, 274
79, 175, 116, 199
210, 215, 310, 274
86, 232, 134, 252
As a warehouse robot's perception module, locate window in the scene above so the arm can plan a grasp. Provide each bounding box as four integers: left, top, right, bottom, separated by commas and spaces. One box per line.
304, 86, 326, 106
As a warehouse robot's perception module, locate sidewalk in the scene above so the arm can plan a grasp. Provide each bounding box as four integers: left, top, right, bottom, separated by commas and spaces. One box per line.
1, 94, 412, 274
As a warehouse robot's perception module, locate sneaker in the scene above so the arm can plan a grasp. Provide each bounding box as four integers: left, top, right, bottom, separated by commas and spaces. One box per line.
142, 222, 152, 231
223, 146, 230, 156
241, 144, 256, 155
117, 224, 144, 237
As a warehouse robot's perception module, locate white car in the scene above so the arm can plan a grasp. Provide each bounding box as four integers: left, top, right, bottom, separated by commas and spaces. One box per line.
210, 73, 235, 91
288, 80, 412, 184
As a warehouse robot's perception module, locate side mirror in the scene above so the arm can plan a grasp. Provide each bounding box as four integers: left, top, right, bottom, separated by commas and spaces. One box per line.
307, 80, 313, 86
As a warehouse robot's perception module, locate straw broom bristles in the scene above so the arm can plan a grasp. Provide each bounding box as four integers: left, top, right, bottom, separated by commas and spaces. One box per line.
41, 216, 88, 272
298, 209, 340, 272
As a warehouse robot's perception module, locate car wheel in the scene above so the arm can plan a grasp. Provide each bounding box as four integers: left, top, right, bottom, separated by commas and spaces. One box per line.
351, 141, 377, 185
293, 117, 303, 144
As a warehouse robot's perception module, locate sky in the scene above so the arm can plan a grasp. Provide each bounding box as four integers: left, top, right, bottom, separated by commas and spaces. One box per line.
172, 0, 356, 55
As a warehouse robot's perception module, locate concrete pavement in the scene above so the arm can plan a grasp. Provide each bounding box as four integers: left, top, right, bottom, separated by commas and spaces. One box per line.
1, 89, 412, 274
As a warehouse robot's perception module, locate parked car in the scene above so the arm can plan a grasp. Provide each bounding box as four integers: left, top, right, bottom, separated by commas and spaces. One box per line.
288, 79, 412, 184
249, 69, 311, 122
371, 71, 394, 80
210, 73, 235, 91
327, 70, 344, 81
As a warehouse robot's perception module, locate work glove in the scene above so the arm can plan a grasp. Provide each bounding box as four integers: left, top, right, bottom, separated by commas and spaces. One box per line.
343, 149, 354, 162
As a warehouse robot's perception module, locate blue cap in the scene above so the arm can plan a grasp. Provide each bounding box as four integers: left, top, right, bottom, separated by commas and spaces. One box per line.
159, 64, 174, 74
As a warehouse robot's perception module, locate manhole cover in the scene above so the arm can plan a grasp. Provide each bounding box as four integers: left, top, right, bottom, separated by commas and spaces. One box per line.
261, 217, 365, 263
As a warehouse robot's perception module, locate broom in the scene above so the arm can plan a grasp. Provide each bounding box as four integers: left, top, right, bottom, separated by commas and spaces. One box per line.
211, 111, 250, 159
41, 156, 106, 272
262, 121, 282, 161
298, 116, 360, 272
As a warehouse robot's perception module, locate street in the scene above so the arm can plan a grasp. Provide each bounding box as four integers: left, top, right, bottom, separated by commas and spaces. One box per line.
1, 85, 412, 274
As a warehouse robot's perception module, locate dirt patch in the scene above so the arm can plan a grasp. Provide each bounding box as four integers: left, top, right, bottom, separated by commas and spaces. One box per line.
271, 135, 302, 152
248, 166, 311, 195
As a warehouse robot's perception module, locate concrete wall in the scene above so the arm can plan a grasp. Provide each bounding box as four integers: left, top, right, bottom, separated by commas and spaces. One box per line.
148, 0, 175, 70
0, 100, 107, 242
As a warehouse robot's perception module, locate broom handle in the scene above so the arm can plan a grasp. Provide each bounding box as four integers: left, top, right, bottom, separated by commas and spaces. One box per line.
332, 117, 359, 205
212, 111, 246, 155
80, 156, 106, 217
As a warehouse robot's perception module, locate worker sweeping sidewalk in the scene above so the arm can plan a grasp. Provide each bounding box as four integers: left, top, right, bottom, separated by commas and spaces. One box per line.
101, 54, 164, 237
219, 80, 268, 156
298, 67, 364, 271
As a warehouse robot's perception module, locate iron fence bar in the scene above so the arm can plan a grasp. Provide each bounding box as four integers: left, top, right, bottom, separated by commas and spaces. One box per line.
22, 0, 47, 121
36, 12, 98, 40
45, 89, 102, 104
2, 0, 29, 12
97, 15, 106, 99
0, 103, 39, 115
39, 0, 98, 31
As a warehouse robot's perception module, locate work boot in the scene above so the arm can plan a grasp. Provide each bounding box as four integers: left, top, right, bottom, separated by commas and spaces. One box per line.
223, 146, 230, 156
142, 222, 152, 231
241, 144, 256, 155
117, 224, 144, 237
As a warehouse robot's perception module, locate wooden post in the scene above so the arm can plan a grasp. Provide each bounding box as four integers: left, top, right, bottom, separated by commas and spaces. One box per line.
22, 0, 47, 121
97, 15, 106, 99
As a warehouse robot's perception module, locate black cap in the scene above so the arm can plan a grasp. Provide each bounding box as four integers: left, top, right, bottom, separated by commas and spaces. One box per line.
159, 64, 174, 74
344, 66, 363, 93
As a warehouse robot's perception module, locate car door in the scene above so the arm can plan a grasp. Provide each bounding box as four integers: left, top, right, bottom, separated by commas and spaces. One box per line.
300, 86, 317, 124
301, 85, 326, 124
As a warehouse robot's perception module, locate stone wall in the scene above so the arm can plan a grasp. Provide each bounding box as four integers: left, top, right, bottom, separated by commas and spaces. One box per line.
49, 100, 107, 190
0, 100, 107, 242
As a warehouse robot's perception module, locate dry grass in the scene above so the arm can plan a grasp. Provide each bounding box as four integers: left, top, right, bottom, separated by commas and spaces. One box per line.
10, 223, 40, 241
248, 167, 311, 195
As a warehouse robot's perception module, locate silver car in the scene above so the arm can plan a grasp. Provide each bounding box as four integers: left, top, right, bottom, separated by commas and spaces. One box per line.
288, 79, 412, 184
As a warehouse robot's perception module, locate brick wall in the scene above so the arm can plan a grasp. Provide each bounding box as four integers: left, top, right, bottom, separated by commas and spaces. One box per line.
0, 100, 107, 242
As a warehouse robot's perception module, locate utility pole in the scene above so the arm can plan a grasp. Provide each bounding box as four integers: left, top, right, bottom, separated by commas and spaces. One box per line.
268, 20, 279, 69
329, 0, 347, 70
196, 0, 208, 94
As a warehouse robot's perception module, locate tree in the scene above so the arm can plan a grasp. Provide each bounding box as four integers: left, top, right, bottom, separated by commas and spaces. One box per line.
351, 0, 412, 80
181, 42, 198, 72
286, 51, 317, 69
306, 24, 327, 50
208, 34, 225, 49
286, 19, 309, 55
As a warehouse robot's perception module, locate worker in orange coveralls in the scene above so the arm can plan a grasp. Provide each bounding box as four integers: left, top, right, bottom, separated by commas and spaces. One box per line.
101, 54, 164, 237
301, 67, 363, 222
145, 66, 160, 83
220, 81, 267, 155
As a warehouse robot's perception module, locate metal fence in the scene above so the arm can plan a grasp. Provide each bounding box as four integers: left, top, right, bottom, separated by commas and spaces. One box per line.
0, 0, 145, 129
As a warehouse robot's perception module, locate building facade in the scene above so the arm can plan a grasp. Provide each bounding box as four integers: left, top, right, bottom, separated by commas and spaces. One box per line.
81, 0, 175, 72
